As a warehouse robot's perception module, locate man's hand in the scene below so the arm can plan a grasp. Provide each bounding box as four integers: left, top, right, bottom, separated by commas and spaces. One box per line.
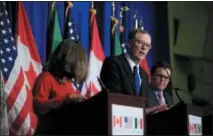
156, 104, 168, 112
145, 104, 168, 114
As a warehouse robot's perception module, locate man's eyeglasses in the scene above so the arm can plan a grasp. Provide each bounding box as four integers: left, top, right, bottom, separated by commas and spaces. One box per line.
155, 73, 170, 81
134, 39, 152, 49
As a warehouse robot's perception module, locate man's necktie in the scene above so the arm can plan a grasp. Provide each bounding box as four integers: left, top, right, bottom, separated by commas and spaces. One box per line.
134, 65, 140, 96
157, 92, 163, 104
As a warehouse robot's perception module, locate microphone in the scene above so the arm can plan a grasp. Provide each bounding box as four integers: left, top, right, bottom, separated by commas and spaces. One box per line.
175, 87, 213, 110
162, 68, 184, 103
162, 67, 212, 111
97, 77, 109, 92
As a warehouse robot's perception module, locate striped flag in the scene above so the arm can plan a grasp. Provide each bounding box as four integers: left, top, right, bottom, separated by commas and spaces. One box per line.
0, 2, 42, 135
64, 5, 79, 41
124, 116, 133, 128
64, 3, 82, 92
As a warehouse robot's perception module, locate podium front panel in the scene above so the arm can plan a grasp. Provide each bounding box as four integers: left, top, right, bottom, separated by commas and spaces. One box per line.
187, 104, 203, 136
44, 91, 146, 135
146, 102, 203, 135
188, 114, 202, 135
108, 93, 146, 136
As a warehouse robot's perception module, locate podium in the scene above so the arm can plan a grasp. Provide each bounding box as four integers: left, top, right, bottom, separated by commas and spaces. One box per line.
202, 114, 212, 135
36, 91, 146, 135
146, 102, 203, 135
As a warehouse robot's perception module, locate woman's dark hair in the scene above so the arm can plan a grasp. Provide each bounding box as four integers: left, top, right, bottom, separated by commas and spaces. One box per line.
47, 39, 88, 83
151, 61, 172, 76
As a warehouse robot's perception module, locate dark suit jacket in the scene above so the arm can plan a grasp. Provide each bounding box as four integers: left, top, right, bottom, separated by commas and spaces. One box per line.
100, 54, 150, 97
146, 88, 173, 108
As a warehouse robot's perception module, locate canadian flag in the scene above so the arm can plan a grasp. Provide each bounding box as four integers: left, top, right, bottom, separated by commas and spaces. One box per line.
81, 9, 105, 98
14, 2, 42, 135
140, 58, 150, 82
113, 116, 123, 128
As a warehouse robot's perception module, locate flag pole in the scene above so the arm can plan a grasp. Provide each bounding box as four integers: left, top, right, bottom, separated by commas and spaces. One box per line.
90, 1, 96, 23
139, 16, 144, 30
112, 1, 115, 18
91, 1, 94, 9
51, 1, 55, 13
134, 9, 139, 29
119, 5, 129, 33
48, 1, 56, 24
111, 2, 118, 36
65, 1, 73, 21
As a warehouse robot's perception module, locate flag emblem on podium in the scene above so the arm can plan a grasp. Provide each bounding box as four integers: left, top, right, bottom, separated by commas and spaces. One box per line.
124, 116, 133, 128
113, 116, 122, 127
134, 118, 143, 129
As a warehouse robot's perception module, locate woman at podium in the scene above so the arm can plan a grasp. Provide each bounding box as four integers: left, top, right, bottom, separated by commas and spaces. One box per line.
32, 39, 87, 134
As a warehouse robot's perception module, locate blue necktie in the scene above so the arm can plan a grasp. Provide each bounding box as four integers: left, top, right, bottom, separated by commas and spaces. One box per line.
134, 65, 140, 96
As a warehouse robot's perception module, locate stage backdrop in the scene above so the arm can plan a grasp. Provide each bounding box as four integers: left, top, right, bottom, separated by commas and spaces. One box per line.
6, 1, 169, 71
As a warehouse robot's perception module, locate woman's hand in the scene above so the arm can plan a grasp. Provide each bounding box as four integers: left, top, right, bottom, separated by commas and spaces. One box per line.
64, 94, 87, 103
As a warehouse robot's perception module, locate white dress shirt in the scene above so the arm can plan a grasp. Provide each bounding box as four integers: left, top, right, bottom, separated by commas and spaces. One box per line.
124, 53, 142, 86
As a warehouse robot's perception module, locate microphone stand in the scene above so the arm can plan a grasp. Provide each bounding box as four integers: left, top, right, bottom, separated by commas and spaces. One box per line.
175, 87, 213, 111
162, 68, 185, 104
97, 77, 109, 92
173, 87, 185, 104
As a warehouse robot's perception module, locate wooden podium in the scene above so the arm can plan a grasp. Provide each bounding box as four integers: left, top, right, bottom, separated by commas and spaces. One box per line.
146, 101, 203, 135
36, 91, 146, 135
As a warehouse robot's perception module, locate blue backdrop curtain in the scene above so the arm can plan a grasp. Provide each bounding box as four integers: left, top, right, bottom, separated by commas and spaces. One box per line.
6, 1, 169, 69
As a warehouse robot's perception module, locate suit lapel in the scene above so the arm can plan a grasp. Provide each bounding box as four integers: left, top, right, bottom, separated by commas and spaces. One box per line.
120, 55, 136, 95
164, 92, 170, 106
151, 90, 160, 106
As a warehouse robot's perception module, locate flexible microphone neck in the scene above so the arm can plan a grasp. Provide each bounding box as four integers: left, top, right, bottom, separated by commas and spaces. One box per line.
97, 77, 109, 92
173, 87, 185, 103
162, 68, 184, 103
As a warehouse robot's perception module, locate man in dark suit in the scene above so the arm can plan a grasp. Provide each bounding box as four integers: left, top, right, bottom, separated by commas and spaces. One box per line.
100, 29, 151, 97
146, 61, 173, 114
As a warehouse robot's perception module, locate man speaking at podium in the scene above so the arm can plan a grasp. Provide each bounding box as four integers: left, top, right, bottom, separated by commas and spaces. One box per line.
100, 29, 150, 98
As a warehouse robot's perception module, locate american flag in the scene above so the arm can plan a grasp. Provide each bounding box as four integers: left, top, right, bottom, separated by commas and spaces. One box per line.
124, 116, 133, 129
121, 43, 127, 53
64, 7, 79, 42
64, 7, 82, 91
0, 3, 17, 79
0, 2, 41, 135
